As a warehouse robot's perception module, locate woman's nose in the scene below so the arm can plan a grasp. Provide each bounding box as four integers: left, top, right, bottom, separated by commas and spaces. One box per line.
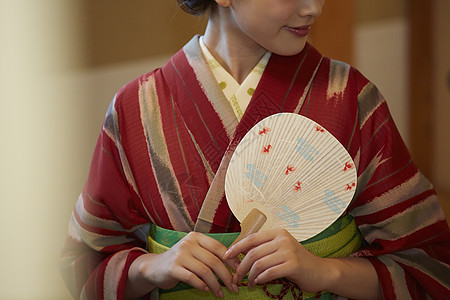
298, 0, 324, 18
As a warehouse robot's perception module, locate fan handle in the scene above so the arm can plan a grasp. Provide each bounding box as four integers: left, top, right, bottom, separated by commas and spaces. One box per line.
229, 208, 267, 248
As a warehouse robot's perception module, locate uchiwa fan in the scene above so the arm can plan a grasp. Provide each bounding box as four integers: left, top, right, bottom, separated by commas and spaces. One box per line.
225, 113, 357, 242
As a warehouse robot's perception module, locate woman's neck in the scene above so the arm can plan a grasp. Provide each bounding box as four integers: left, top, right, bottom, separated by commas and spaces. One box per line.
203, 10, 268, 84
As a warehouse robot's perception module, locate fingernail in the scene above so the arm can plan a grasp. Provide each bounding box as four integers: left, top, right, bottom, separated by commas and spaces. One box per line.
232, 283, 239, 293
218, 290, 224, 298
224, 249, 232, 257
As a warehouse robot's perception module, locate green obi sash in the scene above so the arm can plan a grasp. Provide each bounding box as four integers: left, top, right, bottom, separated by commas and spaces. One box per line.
148, 214, 362, 299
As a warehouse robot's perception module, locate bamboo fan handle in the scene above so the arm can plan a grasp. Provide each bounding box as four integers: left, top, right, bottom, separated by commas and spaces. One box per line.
229, 208, 267, 249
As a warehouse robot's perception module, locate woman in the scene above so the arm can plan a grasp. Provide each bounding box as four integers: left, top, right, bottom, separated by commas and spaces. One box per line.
60, 0, 450, 299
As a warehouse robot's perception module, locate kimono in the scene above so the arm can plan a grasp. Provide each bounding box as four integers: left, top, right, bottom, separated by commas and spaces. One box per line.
60, 35, 450, 299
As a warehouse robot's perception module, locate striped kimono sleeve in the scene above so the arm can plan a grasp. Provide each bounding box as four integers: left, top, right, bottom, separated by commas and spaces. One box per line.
60, 92, 151, 300
349, 68, 450, 299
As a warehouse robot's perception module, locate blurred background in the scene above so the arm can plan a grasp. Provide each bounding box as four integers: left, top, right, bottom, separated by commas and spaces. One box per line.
0, 0, 448, 299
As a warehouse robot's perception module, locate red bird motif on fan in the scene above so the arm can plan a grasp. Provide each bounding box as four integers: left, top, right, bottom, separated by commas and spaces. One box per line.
315, 125, 325, 133
345, 182, 356, 191
343, 161, 354, 172
262, 145, 272, 153
259, 127, 271, 135
294, 181, 302, 192
285, 165, 296, 175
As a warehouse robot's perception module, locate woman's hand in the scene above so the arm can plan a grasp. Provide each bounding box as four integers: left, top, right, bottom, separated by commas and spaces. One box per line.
125, 232, 240, 299
223, 228, 382, 299
223, 228, 330, 293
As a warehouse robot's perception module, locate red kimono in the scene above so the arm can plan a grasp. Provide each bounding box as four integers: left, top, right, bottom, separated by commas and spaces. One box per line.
60, 36, 450, 299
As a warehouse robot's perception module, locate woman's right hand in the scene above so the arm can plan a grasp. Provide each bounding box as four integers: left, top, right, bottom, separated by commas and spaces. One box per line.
125, 232, 240, 299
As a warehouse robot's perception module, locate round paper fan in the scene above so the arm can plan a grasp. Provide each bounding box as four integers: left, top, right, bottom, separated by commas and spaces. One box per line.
225, 113, 357, 242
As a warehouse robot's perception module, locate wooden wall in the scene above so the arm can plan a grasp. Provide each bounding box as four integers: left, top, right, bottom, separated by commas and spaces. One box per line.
80, 0, 207, 67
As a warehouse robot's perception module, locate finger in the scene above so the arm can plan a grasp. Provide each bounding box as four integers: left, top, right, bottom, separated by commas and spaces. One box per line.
182, 257, 225, 298
192, 247, 239, 293
223, 231, 275, 260
171, 234, 227, 297
247, 254, 285, 287
175, 233, 239, 293
233, 241, 277, 283
190, 233, 239, 292
196, 232, 229, 258
253, 263, 289, 287
171, 265, 210, 293
224, 256, 241, 271
192, 233, 240, 270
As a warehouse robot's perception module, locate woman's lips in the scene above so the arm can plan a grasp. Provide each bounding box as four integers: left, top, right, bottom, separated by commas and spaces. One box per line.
284, 25, 311, 37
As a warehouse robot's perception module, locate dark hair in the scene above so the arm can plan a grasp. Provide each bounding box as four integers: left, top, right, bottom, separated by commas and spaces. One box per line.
177, 0, 215, 15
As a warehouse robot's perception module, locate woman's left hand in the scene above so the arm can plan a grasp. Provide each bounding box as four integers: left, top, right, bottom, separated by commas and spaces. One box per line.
223, 228, 330, 293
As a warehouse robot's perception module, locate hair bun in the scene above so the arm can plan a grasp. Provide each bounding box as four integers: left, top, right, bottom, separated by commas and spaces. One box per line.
177, 0, 213, 15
